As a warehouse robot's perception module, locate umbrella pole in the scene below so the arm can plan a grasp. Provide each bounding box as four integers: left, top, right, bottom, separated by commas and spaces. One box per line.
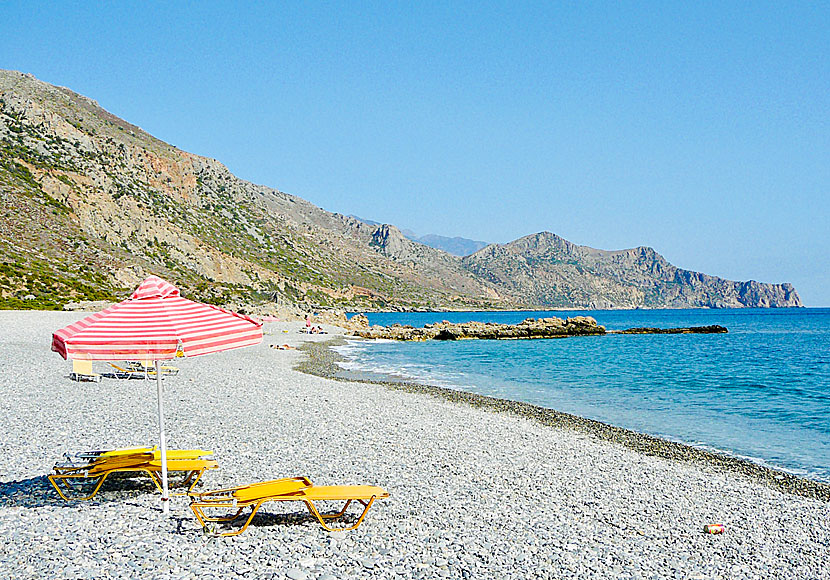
156, 360, 170, 515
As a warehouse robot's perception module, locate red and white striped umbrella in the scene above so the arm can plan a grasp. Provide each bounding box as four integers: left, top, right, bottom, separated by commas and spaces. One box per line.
52, 275, 262, 361
52, 275, 263, 514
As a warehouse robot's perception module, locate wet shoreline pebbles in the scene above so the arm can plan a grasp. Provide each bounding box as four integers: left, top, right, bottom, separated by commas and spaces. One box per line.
3, 312, 829, 578
297, 337, 830, 502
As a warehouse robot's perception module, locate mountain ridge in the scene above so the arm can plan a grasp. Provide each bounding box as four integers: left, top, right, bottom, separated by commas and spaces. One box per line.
464, 232, 800, 309
347, 215, 489, 257
0, 70, 801, 311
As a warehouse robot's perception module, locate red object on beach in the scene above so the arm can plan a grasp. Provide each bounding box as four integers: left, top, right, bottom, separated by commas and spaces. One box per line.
703, 524, 725, 534
52, 276, 263, 361
51, 275, 263, 515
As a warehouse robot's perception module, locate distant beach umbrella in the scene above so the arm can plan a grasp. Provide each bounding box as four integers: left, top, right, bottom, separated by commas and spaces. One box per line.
52, 275, 263, 514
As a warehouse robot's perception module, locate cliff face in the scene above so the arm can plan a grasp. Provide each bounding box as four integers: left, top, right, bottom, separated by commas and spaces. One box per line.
462, 232, 802, 309
0, 70, 802, 310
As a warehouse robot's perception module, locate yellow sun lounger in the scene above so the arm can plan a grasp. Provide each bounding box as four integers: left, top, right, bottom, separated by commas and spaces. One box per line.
49, 450, 218, 501
58, 446, 213, 469
70, 360, 102, 382
68, 446, 155, 461
189, 477, 389, 536
126, 361, 180, 376
107, 363, 146, 380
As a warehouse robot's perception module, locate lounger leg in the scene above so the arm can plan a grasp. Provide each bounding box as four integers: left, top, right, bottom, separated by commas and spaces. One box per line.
189, 502, 218, 532
316, 499, 353, 519
303, 496, 378, 532
157, 469, 207, 496
181, 470, 197, 486
185, 469, 207, 493
190, 502, 207, 529
146, 469, 164, 494
48, 474, 80, 501
190, 501, 246, 536
223, 502, 265, 537
190, 501, 246, 523
48, 473, 110, 501
148, 469, 187, 493
191, 501, 265, 537
190, 503, 250, 536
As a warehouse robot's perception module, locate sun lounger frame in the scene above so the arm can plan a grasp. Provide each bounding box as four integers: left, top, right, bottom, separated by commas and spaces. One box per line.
49, 454, 218, 500
125, 361, 180, 376
60, 446, 212, 464
189, 477, 389, 536
107, 363, 146, 379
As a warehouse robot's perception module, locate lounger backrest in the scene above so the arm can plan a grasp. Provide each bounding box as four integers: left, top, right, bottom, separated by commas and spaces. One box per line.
86, 452, 155, 474
233, 477, 311, 503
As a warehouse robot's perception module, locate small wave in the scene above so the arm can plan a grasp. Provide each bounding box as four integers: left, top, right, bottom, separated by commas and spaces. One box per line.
333, 309, 830, 483
335, 358, 468, 390
681, 440, 828, 482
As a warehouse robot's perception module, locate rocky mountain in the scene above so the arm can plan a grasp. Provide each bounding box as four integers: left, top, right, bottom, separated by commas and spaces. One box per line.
463, 232, 801, 309
0, 70, 802, 311
348, 217, 489, 257
0, 70, 503, 311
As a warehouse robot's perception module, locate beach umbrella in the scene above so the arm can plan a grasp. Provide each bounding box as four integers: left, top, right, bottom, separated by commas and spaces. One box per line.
52, 275, 263, 514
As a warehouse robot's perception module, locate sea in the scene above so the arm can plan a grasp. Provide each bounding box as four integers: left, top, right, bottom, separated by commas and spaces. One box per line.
336, 308, 830, 483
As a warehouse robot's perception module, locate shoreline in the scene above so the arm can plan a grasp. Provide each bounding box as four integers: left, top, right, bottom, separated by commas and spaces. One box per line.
346, 305, 811, 315
3, 311, 829, 578
296, 337, 830, 502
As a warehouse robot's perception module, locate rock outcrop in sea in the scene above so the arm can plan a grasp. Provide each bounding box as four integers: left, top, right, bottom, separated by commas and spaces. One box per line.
354, 317, 606, 340
353, 318, 731, 341
612, 325, 728, 335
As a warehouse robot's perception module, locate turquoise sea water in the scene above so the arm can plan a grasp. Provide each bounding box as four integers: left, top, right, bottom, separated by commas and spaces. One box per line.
338, 309, 830, 482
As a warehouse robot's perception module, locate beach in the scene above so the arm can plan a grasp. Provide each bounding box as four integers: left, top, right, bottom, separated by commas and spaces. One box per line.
1, 311, 828, 579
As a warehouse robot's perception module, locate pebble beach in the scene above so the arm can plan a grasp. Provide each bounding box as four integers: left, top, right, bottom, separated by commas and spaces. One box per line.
1, 311, 828, 579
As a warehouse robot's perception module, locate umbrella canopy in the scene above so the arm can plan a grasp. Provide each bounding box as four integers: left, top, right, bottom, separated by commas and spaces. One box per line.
52, 275, 263, 514
52, 276, 262, 361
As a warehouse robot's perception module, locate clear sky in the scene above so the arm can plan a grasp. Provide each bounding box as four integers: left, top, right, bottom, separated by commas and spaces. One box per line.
2, 2, 828, 305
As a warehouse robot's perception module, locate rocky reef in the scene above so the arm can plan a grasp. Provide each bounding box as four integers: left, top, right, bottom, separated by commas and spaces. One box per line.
353, 317, 729, 341
612, 325, 728, 335
353, 316, 606, 340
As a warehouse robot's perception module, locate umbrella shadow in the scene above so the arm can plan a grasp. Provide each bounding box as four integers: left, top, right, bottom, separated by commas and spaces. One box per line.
0, 474, 157, 508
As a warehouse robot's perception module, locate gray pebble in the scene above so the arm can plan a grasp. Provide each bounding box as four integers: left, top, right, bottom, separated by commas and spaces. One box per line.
0, 315, 828, 580
285, 569, 307, 580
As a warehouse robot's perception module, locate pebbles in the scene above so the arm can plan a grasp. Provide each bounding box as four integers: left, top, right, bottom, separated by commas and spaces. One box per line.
0, 311, 829, 579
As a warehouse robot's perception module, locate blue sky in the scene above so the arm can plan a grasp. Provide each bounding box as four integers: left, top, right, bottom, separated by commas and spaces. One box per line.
2, 2, 828, 305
